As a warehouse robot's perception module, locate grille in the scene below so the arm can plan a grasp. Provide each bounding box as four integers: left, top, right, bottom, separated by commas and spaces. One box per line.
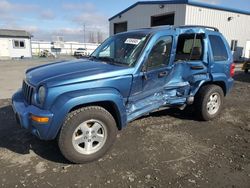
22, 81, 34, 104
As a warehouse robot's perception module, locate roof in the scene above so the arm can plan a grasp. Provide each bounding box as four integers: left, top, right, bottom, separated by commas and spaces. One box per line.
109, 0, 250, 21
0, 29, 32, 38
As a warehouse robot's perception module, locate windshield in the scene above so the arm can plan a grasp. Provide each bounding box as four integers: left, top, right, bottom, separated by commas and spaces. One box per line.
90, 33, 148, 66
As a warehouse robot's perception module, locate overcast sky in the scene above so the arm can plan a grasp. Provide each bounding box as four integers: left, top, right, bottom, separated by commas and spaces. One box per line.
0, 0, 249, 42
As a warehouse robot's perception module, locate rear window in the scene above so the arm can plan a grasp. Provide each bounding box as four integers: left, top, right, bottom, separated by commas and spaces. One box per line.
209, 35, 228, 61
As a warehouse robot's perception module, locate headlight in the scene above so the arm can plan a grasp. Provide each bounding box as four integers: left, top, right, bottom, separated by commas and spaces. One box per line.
38, 86, 46, 104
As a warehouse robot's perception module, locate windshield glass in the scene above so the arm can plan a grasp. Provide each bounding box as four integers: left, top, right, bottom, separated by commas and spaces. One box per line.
91, 33, 148, 66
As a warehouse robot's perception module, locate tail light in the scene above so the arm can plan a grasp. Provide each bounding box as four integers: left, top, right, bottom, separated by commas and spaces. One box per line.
230, 63, 235, 77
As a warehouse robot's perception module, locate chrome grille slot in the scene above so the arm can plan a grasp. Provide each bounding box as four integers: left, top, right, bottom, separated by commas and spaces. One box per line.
22, 81, 34, 104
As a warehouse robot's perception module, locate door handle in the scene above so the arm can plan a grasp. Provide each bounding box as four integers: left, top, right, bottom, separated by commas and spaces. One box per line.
190, 65, 204, 70
158, 71, 167, 78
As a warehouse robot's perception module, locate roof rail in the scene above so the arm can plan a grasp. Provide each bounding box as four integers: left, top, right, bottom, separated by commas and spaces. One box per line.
176, 25, 219, 32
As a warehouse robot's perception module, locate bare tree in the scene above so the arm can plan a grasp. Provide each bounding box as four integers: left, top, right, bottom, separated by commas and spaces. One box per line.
97, 31, 103, 43
88, 31, 95, 43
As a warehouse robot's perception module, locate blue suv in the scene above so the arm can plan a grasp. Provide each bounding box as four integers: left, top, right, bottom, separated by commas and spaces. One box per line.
12, 26, 235, 163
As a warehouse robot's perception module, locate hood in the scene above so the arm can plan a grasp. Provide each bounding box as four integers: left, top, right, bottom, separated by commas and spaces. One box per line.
26, 59, 133, 87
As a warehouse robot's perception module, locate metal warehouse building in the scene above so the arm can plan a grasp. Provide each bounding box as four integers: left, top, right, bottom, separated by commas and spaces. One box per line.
0, 29, 32, 59
109, 0, 250, 60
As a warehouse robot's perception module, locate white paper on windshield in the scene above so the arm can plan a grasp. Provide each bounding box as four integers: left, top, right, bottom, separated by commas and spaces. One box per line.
125, 38, 141, 45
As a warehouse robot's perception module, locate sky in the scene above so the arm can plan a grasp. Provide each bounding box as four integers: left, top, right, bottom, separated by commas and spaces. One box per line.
0, 0, 249, 42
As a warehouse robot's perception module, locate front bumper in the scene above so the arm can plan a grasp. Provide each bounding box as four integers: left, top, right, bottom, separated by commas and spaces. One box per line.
12, 90, 54, 140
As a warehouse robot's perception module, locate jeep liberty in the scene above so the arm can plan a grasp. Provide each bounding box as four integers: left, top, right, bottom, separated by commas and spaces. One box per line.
12, 26, 235, 163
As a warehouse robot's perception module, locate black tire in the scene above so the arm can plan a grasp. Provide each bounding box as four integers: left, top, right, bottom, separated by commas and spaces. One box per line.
58, 106, 117, 163
194, 85, 224, 121
245, 69, 248, 73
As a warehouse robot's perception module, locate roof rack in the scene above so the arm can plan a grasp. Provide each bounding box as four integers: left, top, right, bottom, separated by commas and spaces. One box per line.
176, 25, 219, 32
135, 25, 172, 30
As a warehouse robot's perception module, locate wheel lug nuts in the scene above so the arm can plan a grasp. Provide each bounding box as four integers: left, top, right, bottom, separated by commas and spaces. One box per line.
86, 131, 89, 134
88, 139, 91, 142
91, 131, 95, 134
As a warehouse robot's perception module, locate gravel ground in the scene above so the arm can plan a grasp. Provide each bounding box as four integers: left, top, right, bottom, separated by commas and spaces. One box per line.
0, 56, 75, 99
0, 64, 249, 187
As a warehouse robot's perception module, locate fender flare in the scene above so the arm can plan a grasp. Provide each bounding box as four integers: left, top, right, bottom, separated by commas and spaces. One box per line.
47, 88, 127, 139
190, 73, 229, 97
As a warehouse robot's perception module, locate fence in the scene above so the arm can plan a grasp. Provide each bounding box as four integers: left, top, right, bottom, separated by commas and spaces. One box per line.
31, 41, 100, 56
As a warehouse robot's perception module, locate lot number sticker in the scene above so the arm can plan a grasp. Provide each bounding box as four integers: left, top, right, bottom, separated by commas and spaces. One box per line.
125, 38, 141, 45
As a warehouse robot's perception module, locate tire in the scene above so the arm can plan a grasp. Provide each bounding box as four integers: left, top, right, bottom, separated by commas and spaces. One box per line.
194, 85, 224, 121
245, 69, 248, 73
58, 106, 118, 163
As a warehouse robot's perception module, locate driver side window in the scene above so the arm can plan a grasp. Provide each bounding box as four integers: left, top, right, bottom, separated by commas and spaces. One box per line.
147, 36, 172, 70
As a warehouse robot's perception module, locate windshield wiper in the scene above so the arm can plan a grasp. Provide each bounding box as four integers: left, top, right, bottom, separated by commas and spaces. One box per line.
97, 56, 115, 62
89, 56, 127, 66
89, 55, 99, 61
89, 56, 114, 62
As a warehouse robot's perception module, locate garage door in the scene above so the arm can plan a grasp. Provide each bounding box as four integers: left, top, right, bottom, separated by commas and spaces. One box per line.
0, 39, 10, 57
114, 22, 127, 34
151, 13, 175, 27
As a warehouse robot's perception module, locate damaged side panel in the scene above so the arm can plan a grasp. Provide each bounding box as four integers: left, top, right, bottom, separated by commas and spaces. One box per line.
127, 63, 193, 122
126, 28, 211, 122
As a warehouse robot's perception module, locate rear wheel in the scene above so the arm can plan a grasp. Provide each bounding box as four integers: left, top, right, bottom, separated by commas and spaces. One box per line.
195, 85, 224, 121
245, 69, 248, 73
58, 106, 117, 163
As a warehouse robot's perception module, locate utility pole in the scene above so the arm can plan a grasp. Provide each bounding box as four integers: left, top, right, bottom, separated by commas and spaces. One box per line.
83, 24, 86, 48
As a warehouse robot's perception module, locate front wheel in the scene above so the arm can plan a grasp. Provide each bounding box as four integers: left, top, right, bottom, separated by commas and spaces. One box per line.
195, 85, 224, 121
58, 106, 117, 163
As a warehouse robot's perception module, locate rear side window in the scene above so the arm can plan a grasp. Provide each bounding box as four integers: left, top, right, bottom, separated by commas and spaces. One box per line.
209, 35, 228, 61
183, 39, 202, 54
175, 34, 204, 61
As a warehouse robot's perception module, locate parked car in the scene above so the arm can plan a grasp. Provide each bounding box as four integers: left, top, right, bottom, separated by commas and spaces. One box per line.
12, 25, 234, 163
242, 60, 250, 73
74, 48, 87, 57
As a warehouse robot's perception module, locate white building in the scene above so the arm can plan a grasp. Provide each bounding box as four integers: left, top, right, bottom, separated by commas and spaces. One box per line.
0, 29, 32, 59
109, 0, 250, 60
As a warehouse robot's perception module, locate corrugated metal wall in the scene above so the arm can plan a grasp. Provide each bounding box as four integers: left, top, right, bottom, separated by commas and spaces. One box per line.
110, 3, 250, 60
110, 4, 186, 35
185, 5, 250, 59
245, 41, 250, 58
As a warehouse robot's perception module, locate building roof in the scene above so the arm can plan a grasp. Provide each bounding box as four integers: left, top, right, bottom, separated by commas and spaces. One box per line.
0, 29, 32, 38
109, 0, 250, 21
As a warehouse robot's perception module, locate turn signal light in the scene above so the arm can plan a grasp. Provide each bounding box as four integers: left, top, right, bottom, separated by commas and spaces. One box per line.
31, 115, 49, 123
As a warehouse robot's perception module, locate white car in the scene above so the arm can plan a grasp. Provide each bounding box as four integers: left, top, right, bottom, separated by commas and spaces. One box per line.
74, 48, 87, 57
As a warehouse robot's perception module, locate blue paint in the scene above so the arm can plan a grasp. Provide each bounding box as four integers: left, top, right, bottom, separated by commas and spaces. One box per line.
12, 26, 234, 140
109, 0, 250, 21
